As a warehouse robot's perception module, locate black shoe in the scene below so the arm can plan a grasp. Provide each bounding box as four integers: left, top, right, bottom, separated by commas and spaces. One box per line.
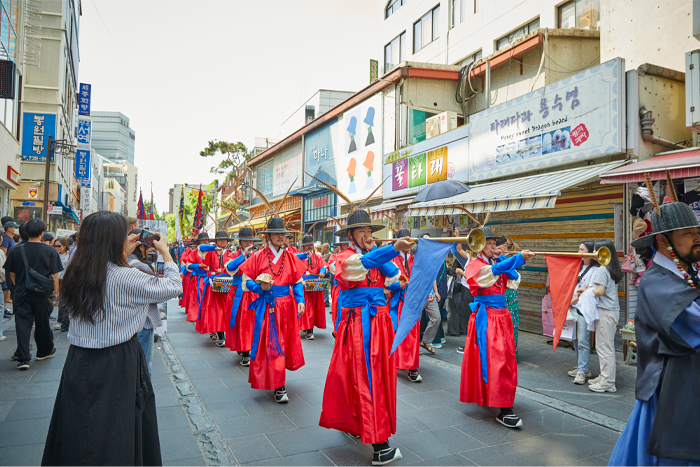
17, 360, 30, 370
305, 332, 315, 340
496, 412, 523, 428
372, 447, 402, 465
456, 347, 465, 354
216, 339, 225, 347
407, 371, 422, 383
274, 388, 289, 403
61, 326, 68, 332
209, 333, 217, 340
35, 347, 57, 361
240, 356, 250, 367
11, 353, 19, 361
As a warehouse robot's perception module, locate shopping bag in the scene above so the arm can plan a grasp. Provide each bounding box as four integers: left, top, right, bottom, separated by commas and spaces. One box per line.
621, 247, 637, 273
559, 318, 576, 341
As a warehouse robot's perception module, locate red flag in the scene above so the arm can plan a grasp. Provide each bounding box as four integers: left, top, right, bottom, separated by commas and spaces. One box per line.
191, 186, 204, 238
545, 255, 581, 352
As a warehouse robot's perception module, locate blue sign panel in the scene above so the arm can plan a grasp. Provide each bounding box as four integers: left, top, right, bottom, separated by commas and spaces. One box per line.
78, 83, 91, 116
21, 202, 36, 207
21, 113, 57, 162
75, 149, 91, 181
304, 118, 339, 186
77, 118, 91, 148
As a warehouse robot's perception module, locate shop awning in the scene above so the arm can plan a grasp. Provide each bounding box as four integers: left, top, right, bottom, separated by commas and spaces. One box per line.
229, 208, 299, 233
409, 161, 626, 216
600, 148, 700, 184
54, 201, 80, 224
289, 169, 337, 197
327, 196, 414, 227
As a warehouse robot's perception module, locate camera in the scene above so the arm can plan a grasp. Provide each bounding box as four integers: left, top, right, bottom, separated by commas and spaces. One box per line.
139, 229, 160, 247
146, 251, 158, 264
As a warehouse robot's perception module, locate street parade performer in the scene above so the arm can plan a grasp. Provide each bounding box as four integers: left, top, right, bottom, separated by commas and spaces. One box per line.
608, 195, 700, 465
285, 232, 301, 254
184, 232, 213, 324
388, 228, 422, 383
238, 181, 307, 403
299, 232, 328, 340
224, 226, 261, 367
197, 230, 234, 347
327, 233, 351, 335
318, 203, 415, 466
179, 240, 196, 310
459, 226, 534, 428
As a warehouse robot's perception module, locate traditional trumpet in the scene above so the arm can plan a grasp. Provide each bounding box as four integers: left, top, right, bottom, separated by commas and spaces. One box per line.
374, 228, 486, 253
506, 247, 612, 266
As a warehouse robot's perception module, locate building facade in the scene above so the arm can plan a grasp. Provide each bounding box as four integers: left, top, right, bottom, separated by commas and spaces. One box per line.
90, 111, 136, 165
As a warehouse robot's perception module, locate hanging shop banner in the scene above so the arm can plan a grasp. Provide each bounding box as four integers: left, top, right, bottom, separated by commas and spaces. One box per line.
304, 118, 339, 185
381, 124, 469, 199
75, 149, 91, 183
21, 112, 57, 162
78, 83, 91, 116
272, 153, 302, 198
80, 185, 92, 216
77, 118, 91, 149
469, 57, 625, 181
338, 94, 383, 202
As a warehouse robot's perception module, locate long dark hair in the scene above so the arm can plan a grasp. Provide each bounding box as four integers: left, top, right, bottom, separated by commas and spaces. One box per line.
580, 241, 600, 269
594, 239, 622, 284
60, 211, 129, 324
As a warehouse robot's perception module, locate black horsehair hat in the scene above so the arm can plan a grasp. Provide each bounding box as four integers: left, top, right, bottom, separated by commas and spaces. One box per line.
301, 234, 315, 246
195, 232, 210, 244
245, 177, 297, 235
214, 230, 232, 242
238, 226, 261, 242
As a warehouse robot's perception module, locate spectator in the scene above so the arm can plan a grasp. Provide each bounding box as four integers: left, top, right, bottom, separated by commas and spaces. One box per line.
42, 211, 181, 465
127, 229, 163, 378
0, 227, 6, 320
4, 219, 62, 370
53, 238, 71, 332
41, 232, 56, 246
568, 241, 600, 384
589, 239, 622, 393
67, 233, 78, 260
1, 220, 18, 311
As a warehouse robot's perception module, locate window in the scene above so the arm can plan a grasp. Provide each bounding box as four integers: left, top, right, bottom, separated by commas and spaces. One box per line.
461, 50, 482, 67
385, 0, 407, 19
452, 0, 482, 26
414, 5, 440, 53
384, 31, 406, 72
408, 108, 439, 144
496, 17, 539, 51
558, 0, 600, 30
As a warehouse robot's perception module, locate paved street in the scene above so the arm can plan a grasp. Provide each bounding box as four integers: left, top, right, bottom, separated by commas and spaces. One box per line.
0, 301, 629, 466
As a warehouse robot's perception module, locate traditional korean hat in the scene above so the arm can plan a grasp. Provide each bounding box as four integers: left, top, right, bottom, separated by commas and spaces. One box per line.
237, 226, 261, 242
397, 228, 411, 238
480, 226, 504, 242
213, 230, 232, 242
194, 232, 210, 244
301, 234, 315, 246
331, 234, 350, 248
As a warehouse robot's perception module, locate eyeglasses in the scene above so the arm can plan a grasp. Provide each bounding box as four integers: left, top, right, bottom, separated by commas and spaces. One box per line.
54, 245, 62, 249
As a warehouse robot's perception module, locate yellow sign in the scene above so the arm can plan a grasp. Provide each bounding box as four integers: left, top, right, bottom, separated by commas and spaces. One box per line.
427, 147, 447, 184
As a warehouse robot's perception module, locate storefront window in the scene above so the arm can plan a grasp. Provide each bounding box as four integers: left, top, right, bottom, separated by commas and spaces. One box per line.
496, 17, 540, 51
408, 108, 439, 144
255, 161, 273, 200
558, 0, 600, 30
305, 193, 335, 223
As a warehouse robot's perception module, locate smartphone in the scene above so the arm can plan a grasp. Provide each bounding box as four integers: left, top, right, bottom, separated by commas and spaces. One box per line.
139, 229, 160, 247
157, 261, 165, 278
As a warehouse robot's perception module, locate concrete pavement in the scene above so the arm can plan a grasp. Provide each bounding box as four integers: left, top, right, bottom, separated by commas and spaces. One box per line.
0, 301, 629, 465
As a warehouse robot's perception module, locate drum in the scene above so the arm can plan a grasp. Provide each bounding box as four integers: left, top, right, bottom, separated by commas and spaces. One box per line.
304, 278, 330, 292
210, 276, 233, 293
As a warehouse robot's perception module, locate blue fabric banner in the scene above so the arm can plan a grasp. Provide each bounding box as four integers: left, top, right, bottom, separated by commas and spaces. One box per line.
391, 238, 454, 354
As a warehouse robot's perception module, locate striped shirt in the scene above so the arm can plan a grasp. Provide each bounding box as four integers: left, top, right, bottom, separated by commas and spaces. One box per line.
127, 254, 163, 330
67, 261, 182, 348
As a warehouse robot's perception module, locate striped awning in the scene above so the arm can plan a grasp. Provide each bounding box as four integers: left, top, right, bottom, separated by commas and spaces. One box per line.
600, 148, 700, 184
409, 161, 626, 216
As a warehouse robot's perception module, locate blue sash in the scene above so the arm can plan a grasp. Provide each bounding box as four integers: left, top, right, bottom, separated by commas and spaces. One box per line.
334, 280, 343, 331
389, 289, 405, 331
340, 287, 386, 396
191, 269, 208, 321
305, 274, 320, 280
228, 275, 244, 329
469, 294, 506, 384
250, 285, 290, 361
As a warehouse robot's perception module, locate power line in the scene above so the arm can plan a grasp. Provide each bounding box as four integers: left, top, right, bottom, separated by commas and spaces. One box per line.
90, 0, 126, 61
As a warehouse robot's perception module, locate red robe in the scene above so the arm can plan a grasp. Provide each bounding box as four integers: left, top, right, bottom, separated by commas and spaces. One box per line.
319, 246, 398, 445
328, 252, 340, 330
238, 245, 307, 390
196, 249, 235, 334
460, 255, 518, 408
179, 248, 194, 309
287, 245, 301, 254
224, 251, 257, 352
299, 252, 327, 331
390, 253, 420, 371
185, 248, 208, 323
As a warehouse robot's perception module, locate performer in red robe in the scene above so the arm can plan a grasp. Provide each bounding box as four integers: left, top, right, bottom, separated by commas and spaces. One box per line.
328, 235, 350, 336
224, 226, 261, 367
184, 232, 212, 323
179, 242, 196, 310
319, 207, 414, 465
197, 230, 235, 346
458, 226, 534, 428
299, 234, 328, 339
388, 229, 421, 383
285, 233, 301, 254
238, 216, 307, 403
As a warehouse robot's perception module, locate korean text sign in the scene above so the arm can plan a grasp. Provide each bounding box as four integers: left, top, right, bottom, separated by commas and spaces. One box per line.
469, 58, 625, 181
78, 83, 91, 116
21, 113, 57, 162
75, 150, 91, 182
77, 119, 91, 148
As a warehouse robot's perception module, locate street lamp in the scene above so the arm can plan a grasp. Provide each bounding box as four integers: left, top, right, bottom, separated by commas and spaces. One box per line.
44, 135, 76, 222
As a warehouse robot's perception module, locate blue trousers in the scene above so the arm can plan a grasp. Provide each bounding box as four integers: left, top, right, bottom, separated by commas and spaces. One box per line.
137, 328, 154, 378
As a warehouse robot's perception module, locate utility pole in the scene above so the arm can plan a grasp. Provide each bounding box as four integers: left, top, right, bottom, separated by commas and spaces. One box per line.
43, 135, 52, 222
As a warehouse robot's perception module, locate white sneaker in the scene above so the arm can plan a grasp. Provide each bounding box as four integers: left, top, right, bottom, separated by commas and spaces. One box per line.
588, 375, 601, 385
568, 368, 578, 377
573, 371, 588, 385
53, 324, 62, 330
589, 381, 616, 393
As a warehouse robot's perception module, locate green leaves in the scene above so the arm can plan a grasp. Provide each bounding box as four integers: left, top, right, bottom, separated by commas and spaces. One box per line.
200, 140, 251, 175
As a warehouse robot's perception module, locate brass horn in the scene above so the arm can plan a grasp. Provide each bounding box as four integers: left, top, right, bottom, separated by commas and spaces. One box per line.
374, 228, 487, 253
508, 247, 611, 266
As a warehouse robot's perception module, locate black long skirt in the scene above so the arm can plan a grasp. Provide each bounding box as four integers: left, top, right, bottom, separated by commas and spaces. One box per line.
42, 335, 162, 466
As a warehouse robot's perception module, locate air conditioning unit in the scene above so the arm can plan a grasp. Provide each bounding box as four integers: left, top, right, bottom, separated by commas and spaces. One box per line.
425, 111, 458, 140
686, 50, 700, 132
426, 114, 441, 139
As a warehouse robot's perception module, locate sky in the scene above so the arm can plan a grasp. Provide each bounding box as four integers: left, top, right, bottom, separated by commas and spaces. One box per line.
78, 0, 381, 212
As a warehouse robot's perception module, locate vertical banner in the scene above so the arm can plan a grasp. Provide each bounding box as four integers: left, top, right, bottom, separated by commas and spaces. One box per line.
76, 119, 91, 149
78, 83, 91, 116
75, 150, 91, 183
21, 113, 57, 161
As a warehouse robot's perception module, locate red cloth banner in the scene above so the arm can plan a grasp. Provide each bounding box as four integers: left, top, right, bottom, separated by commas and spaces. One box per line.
545, 255, 581, 352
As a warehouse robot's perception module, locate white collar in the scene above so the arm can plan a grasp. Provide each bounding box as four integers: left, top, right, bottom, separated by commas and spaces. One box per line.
653, 251, 687, 281
268, 243, 284, 264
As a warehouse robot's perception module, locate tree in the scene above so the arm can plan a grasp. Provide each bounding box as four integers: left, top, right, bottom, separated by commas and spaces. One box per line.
142, 201, 162, 220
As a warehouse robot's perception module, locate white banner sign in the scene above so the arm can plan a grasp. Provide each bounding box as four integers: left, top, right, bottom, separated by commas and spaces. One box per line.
469, 57, 625, 182
272, 153, 302, 198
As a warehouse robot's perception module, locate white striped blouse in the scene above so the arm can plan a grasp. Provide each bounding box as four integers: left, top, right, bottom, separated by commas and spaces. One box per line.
67, 261, 182, 349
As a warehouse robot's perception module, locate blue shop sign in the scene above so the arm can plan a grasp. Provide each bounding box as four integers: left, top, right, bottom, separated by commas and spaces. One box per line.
304, 118, 339, 186
21, 113, 57, 162
78, 83, 91, 116
75, 149, 91, 182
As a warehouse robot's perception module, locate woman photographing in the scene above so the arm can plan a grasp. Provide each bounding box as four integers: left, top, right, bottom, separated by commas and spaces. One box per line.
42, 211, 182, 466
